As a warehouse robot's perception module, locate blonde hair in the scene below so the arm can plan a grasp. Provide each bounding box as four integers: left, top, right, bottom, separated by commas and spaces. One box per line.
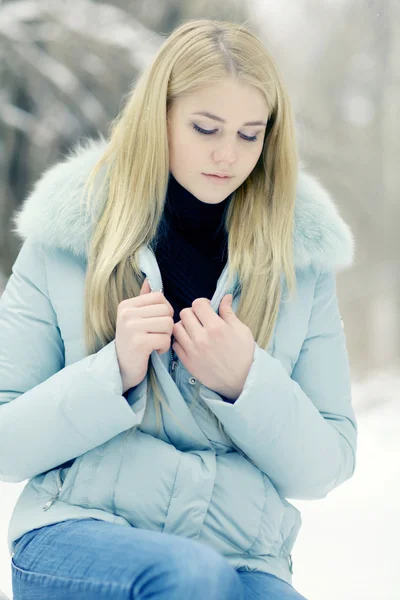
80, 18, 298, 441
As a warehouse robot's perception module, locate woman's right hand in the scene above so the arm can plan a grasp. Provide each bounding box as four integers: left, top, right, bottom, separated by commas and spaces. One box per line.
115, 278, 175, 393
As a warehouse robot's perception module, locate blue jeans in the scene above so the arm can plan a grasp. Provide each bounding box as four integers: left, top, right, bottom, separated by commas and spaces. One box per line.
11, 518, 308, 599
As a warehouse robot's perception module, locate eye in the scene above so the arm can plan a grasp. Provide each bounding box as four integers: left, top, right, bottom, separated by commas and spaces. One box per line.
192, 123, 258, 143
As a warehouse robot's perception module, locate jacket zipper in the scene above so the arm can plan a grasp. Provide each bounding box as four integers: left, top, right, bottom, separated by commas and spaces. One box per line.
37, 249, 289, 567
41, 246, 176, 514
42, 467, 64, 511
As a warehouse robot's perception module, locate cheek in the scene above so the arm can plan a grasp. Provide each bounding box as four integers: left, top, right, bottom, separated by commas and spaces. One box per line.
169, 142, 185, 175
168, 122, 189, 163
232, 150, 262, 186
169, 139, 201, 180
243, 147, 263, 173
254, 143, 265, 164
178, 144, 202, 173
171, 132, 195, 163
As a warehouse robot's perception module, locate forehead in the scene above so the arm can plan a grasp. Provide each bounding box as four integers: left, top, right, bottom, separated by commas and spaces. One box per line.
171, 79, 269, 121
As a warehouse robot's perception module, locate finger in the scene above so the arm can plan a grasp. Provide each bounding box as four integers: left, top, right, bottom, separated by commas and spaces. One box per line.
173, 318, 193, 346
140, 278, 174, 315
178, 308, 203, 341
191, 298, 221, 328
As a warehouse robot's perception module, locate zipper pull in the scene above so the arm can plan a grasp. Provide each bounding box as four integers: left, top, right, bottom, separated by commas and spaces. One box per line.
42, 468, 64, 511
42, 490, 60, 511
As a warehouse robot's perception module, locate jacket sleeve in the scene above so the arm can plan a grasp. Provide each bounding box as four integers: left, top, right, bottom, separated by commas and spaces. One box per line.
0, 238, 139, 483
200, 269, 358, 501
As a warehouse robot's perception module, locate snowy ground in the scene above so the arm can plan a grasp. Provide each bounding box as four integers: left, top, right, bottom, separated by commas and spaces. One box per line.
0, 369, 399, 600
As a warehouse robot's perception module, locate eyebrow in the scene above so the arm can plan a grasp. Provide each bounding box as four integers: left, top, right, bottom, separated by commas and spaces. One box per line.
191, 111, 267, 127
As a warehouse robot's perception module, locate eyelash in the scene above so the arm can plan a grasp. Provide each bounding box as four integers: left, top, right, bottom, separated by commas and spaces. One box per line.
191, 123, 258, 143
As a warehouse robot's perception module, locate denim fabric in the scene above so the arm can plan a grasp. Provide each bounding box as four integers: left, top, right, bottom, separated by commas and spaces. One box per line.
11, 518, 308, 600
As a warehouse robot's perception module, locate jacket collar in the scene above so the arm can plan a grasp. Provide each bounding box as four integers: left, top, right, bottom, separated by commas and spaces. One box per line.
12, 136, 354, 272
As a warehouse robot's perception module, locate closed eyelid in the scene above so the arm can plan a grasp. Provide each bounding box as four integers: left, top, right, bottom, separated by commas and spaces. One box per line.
192, 123, 260, 135
195, 122, 260, 133
191, 123, 259, 142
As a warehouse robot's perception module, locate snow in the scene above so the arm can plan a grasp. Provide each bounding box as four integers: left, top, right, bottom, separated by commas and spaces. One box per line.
1, 369, 398, 599
290, 371, 400, 599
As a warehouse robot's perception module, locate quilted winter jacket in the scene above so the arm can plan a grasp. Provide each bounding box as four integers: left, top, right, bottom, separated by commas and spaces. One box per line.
0, 138, 357, 586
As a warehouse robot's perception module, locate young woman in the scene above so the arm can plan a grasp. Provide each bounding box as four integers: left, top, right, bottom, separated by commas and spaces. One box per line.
1, 18, 357, 600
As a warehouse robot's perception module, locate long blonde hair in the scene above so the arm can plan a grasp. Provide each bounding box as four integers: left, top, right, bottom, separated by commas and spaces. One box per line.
80, 19, 298, 440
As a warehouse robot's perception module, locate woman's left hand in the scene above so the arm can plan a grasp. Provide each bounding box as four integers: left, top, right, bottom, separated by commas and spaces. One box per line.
172, 295, 255, 401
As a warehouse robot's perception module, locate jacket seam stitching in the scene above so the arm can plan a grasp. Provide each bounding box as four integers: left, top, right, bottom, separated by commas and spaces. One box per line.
39, 240, 63, 340
40, 241, 51, 299
305, 267, 321, 339
111, 430, 132, 515
162, 451, 183, 532
241, 473, 269, 556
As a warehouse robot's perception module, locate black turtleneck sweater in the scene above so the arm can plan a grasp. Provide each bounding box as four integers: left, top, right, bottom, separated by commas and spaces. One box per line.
151, 173, 233, 324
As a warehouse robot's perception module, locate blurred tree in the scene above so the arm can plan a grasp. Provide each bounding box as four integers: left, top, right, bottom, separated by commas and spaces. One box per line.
379, 0, 400, 367
98, 0, 247, 34
1, 0, 398, 376
251, 0, 399, 376
0, 0, 248, 279
0, 0, 162, 275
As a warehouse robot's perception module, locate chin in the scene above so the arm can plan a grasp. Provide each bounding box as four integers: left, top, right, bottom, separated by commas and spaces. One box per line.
199, 194, 227, 204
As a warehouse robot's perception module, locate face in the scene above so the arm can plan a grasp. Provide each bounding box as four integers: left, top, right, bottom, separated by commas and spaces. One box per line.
167, 77, 269, 204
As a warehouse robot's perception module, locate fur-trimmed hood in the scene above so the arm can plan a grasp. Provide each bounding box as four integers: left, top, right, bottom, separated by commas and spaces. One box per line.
11, 136, 355, 272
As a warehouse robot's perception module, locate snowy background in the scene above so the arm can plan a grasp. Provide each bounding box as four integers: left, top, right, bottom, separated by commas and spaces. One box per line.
1, 1, 399, 598
2, 369, 399, 599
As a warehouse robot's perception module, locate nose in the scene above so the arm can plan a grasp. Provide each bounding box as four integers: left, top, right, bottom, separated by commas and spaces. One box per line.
212, 141, 238, 164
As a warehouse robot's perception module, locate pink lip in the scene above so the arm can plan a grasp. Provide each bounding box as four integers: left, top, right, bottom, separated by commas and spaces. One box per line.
203, 173, 232, 183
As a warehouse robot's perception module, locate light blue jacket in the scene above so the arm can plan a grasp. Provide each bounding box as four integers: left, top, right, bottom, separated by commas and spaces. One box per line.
0, 138, 357, 586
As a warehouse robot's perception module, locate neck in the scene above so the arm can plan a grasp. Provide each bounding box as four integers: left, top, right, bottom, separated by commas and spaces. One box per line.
164, 173, 233, 234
